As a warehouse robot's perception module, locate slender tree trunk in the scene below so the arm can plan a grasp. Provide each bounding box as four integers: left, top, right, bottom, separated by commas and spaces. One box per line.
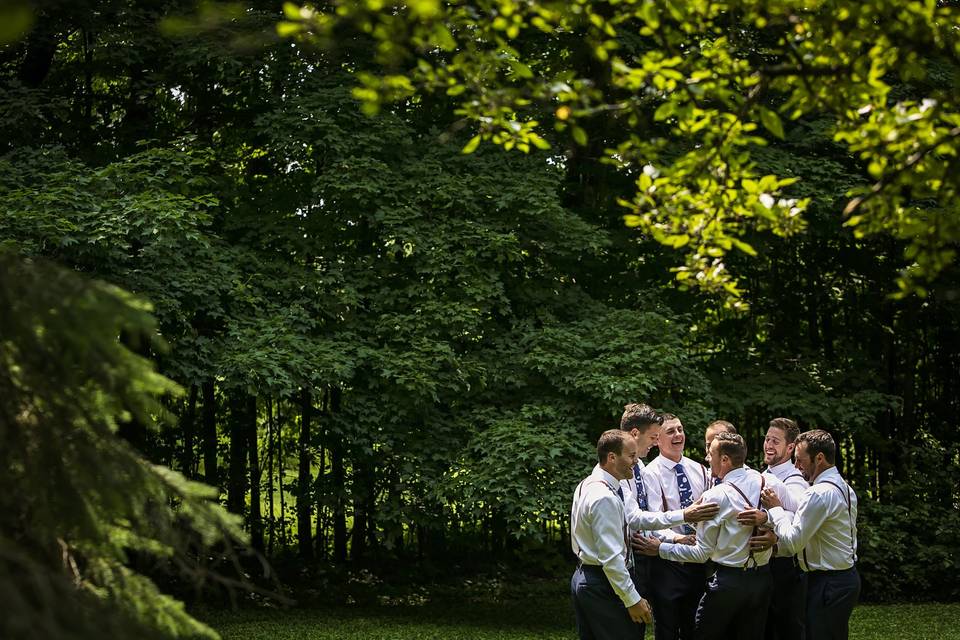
352, 459, 368, 561
315, 387, 328, 560
227, 392, 249, 515
202, 379, 218, 488
267, 396, 275, 557
278, 401, 287, 549
180, 384, 198, 478
330, 387, 347, 562
298, 388, 314, 559
248, 395, 263, 552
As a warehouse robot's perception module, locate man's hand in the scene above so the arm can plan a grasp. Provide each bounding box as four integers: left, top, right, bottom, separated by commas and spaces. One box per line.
675, 533, 696, 545
683, 497, 719, 523
737, 508, 768, 527
760, 487, 782, 509
749, 528, 778, 551
628, 598, 653, 625
632, 534, 661, 556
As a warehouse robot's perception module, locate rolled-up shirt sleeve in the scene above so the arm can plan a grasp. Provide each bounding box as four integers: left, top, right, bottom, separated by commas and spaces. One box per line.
589, 495, 642, 608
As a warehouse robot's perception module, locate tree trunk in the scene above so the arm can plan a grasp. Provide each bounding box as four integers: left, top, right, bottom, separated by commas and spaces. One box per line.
278, 401, 287, 548
298, 388, 314, 560
227, 392, 249, 516
330, 387, 347, 563
179, 384, 198, 478
267, 396, 275, 557
248, 395, 263, 552
201, 379, 219, 488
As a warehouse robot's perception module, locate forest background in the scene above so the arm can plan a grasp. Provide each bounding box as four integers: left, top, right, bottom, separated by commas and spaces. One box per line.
1, 1, 959, 638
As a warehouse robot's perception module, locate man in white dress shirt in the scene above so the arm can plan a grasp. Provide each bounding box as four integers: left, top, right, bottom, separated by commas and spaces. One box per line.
762, 418, 809, 640
637, 433, 774, 640
571, 430, 654, 640
619, 405, 720, 638
636, 413, 709, 640
761, 429, 860, 640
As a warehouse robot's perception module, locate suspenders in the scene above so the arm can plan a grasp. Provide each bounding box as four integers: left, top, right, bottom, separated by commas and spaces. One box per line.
576, 478, 632, 568
727, 475, 766, 568
799, 479, 856, 570
821, 479, 857, 564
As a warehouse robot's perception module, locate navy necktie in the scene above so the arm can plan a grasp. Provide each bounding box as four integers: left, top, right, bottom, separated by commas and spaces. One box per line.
634, 463, 648, 510
675, 463, 696, 534
616, 486, 625, 502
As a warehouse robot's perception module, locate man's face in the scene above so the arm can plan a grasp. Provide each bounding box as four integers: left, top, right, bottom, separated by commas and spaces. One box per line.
708, 438, 725, 479
610, 437, 639, 481
704, 425, 724, 464
794, 441, 818, 483
632, 424, 662, 458
659, 418, 685, 460
764, 426, 794, 466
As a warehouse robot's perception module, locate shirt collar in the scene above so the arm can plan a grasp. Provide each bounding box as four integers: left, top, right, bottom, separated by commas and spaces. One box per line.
656, 453, 684, 469
723, 467, 748, 484
592, 464, 620, 488
813, 465, 842, 485
768, 460, 795, 475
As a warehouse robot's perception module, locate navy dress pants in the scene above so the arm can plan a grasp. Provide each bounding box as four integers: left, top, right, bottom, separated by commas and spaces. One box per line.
765, 556, 807, 640
571, 564, 643, 640
649, 559, 707, 640
694, 565, 773, 640
805, 568, 860, 640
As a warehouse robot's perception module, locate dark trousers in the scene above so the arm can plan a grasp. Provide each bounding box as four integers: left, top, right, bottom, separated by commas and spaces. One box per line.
694, 564, 773, 640
649, 559, 707, 640
571, 564, 643, 640
805, 568, 860, 640
631, 556, 653, 638
765, 557, 807, 640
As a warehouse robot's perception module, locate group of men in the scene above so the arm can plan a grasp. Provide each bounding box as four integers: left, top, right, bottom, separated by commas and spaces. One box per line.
570, 404, 860, 640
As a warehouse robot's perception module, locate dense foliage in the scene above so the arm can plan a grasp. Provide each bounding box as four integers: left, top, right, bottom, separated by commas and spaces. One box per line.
2, 2, 959, 636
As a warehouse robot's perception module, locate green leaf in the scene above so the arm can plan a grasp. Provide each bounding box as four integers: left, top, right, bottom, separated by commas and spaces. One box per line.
461, 135, 482, 154
759, 107, 785, 140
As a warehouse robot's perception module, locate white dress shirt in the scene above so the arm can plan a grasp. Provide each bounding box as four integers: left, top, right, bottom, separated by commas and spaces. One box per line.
766, 459, 809, 508
658, 467, 774, 568
756, 470, 799, 558
641, 454, 709, 538
768, 466, 858, 571
571, 465, 642, 607
622, 460, 686, 534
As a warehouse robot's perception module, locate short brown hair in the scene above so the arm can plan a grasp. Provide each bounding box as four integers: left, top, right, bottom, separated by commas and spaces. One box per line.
597, 429, 630, 465
769, 418, 800, 443
713, 432, 746, 467
707, 419, 737, 434
797, 429, 836, 464
659, 412, 678, 422
620, 403, 663, 433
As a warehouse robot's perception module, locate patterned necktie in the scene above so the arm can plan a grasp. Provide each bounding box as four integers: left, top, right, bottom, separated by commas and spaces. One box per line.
713, 476, 722, 486
675, 463, 696, 534
614, 485, 633, 568
634, 463, 648, 510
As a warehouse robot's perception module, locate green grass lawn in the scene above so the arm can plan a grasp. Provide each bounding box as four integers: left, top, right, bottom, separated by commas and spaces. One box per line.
204, 601, 960, 640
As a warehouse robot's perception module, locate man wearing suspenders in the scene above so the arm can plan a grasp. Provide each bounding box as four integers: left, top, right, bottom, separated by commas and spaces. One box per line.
619, 405, 720, 638
637, 433, 782, 640
761, 429, 860, 640
762, 418, 809, 640
636, 413, 709, 640
571, 430, 654, 640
